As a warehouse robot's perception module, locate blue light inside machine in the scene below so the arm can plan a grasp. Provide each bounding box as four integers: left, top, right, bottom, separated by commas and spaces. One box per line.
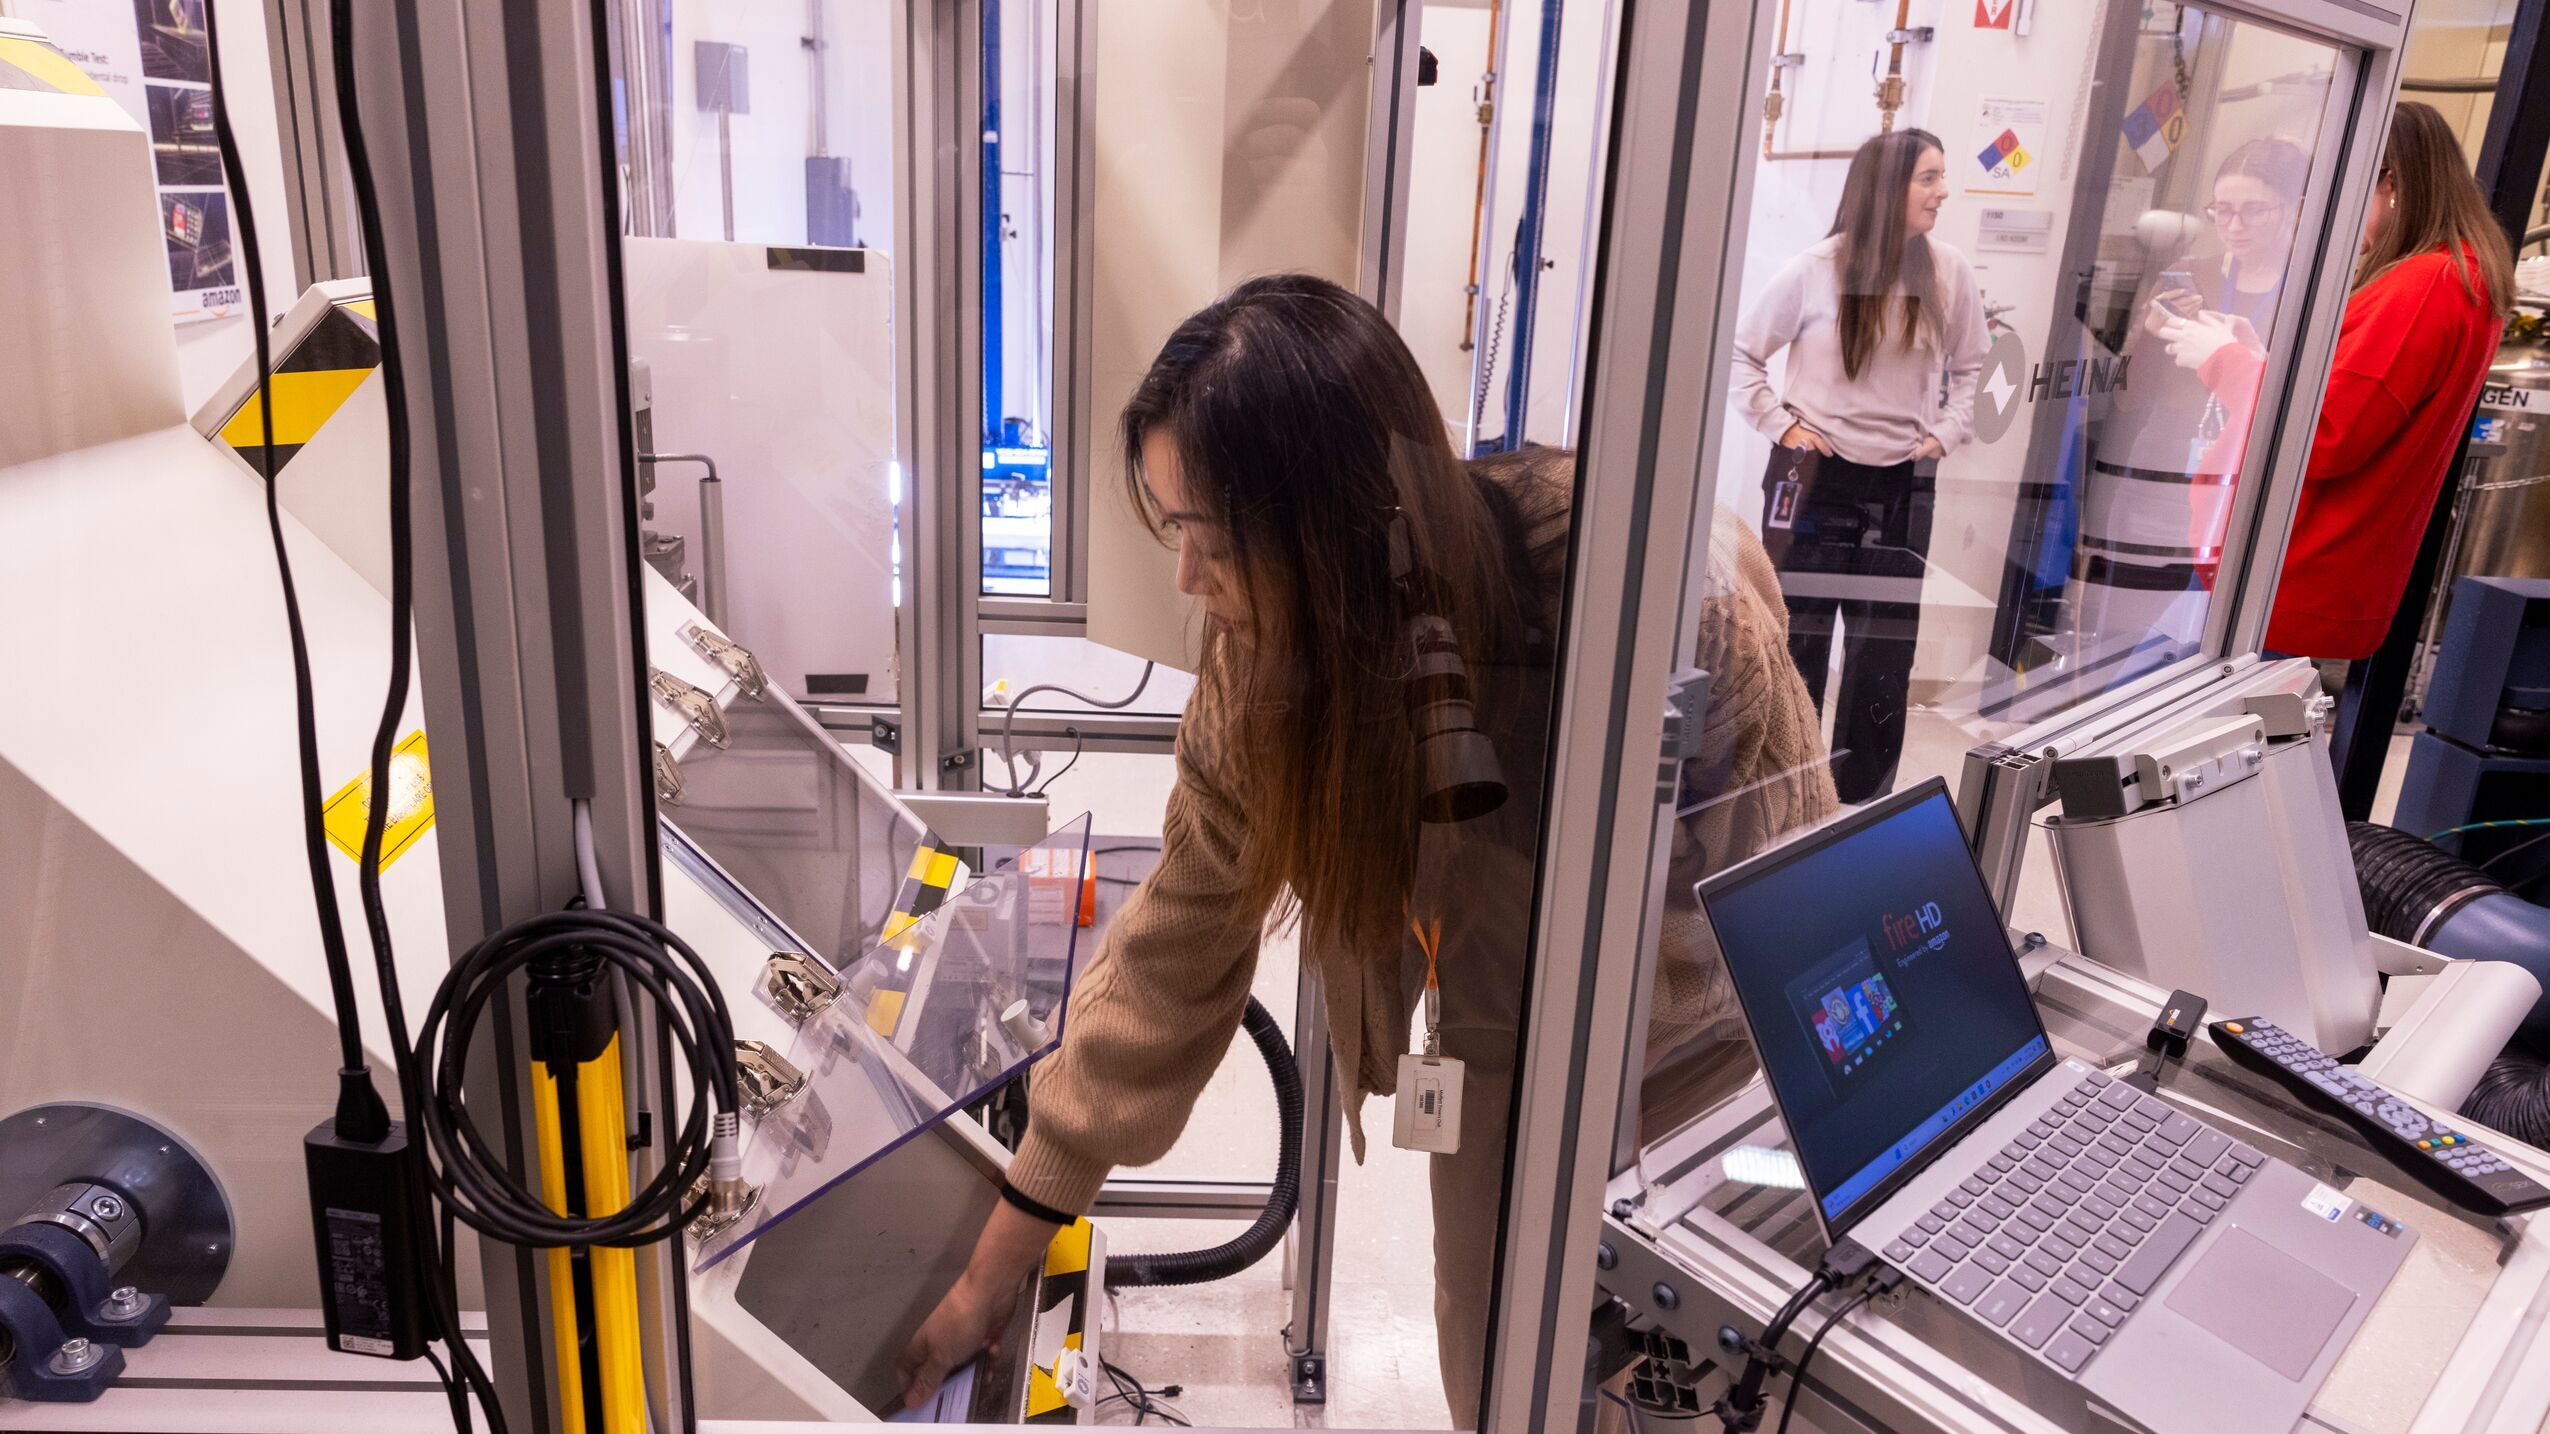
983, 427, 1053, 594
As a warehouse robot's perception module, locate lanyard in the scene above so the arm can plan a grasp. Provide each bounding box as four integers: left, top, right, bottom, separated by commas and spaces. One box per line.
1411, 917, 1443, 1057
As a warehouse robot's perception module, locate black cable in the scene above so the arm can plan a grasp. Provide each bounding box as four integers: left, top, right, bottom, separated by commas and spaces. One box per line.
997, 663, 1156, 796
2481, 827, 2550, 875
1098, 1358, 1190, 1427
199, 0, 386, 1146
416, 910, 741, 1247
421, 1346, 469, 1434
1105, 996, 1300, 1287
314, 2, 508, 1424
1031, 726, 1085, 794
1772, 1275, 1891, 1434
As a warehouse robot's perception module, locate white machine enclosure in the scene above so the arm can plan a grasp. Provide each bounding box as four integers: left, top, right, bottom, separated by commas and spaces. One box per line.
2047, 668, 2382, 1053
0, 21, 182, 471
620, 238, 902, 705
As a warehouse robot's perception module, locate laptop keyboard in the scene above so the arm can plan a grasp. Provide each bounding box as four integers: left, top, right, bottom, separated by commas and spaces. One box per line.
1880, 1069, 2265, 1374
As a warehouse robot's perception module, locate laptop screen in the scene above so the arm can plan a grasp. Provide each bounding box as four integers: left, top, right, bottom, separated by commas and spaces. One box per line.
1698, 779, 2054, 1237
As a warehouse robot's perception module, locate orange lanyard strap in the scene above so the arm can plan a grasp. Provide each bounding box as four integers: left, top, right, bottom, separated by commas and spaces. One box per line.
1410, 917, 1442, 991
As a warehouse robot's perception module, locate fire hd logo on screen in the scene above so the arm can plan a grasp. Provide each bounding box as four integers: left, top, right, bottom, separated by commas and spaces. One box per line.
1883, 900, 1950, 961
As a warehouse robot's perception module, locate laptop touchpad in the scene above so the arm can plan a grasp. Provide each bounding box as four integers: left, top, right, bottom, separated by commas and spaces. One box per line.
2163, 1227, 2356, 1381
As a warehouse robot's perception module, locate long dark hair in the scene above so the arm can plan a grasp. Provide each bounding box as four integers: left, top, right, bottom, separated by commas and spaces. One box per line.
1830, 128, 1945, 380
1120, 274, 1529, 963
2361, 101, 2514, 320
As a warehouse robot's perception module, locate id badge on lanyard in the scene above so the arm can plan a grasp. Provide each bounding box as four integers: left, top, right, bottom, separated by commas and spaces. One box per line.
1394, 918, 1466, 1155
1767, 447, 1809, 530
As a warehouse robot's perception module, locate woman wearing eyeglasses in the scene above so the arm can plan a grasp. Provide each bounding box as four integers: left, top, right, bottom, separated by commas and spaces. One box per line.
2165, 102, 2513, 663
2074, 139, 2311, 656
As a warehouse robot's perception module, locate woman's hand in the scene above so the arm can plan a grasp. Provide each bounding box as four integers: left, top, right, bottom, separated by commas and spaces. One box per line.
2225, 313, 2266, 360
896, 1198, 1061, 1409
1912, 434, 1946, 461
2144, 289, 2201, 334
1779, 422, 1834, 456
2158, 311, 2244, 372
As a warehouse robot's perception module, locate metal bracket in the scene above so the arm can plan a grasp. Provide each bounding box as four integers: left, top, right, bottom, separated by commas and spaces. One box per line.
761, 952, 842, 1026
940, 750, 974, 773
680, 620, 768, 700
1289, 1350, 1327, 1405
733, 1040, 810, 1121
1769, 51, 1806, 68
1885, 26, 1935, 43
652, 742, 684, 805
871, 716, 901, 754
1659, 668, 1713, 803
649, 667, 731, 749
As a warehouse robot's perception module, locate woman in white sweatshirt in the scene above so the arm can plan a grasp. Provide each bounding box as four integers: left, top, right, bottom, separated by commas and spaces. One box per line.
1730, 127, 1988, 802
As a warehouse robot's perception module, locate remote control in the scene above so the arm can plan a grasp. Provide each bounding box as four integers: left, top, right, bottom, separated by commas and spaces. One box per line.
2209, 1017, 2550, 1218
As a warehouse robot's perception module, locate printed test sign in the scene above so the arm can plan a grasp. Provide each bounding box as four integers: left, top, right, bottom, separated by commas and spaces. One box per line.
1974, 0, 2016, 28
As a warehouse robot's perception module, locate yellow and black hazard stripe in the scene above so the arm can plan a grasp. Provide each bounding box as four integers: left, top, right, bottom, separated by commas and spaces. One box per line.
863, 833, 960, 1037
216, 297, 382, 474
0, 35, 105, 96
1024, 1219, 1095, 1423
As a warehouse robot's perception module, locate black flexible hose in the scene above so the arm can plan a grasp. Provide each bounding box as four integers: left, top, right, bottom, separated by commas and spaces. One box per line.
1106, 997, 1301, 1288
2349, 821, 2505, 946
2465, 1049, 2550, 1148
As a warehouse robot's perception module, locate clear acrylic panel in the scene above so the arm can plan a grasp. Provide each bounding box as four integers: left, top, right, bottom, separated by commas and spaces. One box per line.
694, 813, 1095, 1270
1708, 1, 2342, 806
659, 686, 938, 972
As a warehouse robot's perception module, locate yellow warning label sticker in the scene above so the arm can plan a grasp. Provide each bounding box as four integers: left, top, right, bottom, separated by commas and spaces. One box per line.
341, 298, 378, 321
0, 38, 106, 96
906, 846, 959, 888
322, 730, 435, 870
219, 368, 374, 450
1043, 1218, 1093, 1277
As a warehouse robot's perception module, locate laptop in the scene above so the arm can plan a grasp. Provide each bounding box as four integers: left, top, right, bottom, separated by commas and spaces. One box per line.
1696, 778, 2416, 1434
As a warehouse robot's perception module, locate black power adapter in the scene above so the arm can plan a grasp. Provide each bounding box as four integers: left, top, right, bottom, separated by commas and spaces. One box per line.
305, 1121, 431, 1360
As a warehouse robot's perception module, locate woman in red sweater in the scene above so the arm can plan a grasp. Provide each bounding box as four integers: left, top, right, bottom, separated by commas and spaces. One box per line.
2159, 101, 2513, 659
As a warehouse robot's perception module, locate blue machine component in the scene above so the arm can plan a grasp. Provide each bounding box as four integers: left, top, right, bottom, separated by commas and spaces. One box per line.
1480, 0, 1566, 456
978, 0, 1054, 590
2395, 577, 2550, 867
0, 1105, 226, 1403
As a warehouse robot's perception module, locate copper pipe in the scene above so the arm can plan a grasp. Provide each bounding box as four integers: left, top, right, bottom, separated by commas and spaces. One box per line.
1761, 0, 1859, 162
1458, 0, 1506, 352
1877, 0, 1912, 132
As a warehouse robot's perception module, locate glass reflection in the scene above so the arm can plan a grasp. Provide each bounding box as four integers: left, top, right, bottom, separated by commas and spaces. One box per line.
1714, 1, 2339, 808
1733, 129, 1990, 802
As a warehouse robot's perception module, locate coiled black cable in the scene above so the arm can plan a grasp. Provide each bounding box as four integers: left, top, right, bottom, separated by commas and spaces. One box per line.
416, 909, 741, 1248
1106, 997, 1301, 1287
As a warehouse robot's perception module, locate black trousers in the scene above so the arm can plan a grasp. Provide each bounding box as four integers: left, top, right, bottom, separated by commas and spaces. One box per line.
1760, 448, 1933, 804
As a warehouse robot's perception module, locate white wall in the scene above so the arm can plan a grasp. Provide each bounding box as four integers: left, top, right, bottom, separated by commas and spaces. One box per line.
662, 0, 896, 249
1084, 0, 1378, 672
1398, 0, 1611, 453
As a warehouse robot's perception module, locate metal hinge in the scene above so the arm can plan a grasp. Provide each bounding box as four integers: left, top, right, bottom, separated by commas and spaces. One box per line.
1657, 669, 1712, 803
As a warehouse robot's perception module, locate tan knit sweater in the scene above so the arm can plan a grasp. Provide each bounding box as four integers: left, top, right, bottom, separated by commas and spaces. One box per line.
1006, 492, 1838, 1216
